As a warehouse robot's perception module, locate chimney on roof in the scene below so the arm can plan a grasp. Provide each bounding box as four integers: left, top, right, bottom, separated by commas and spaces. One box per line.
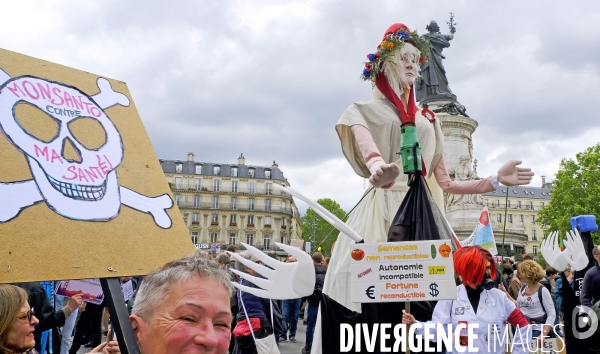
541, 175, 546, 186
187, 152, 195, 162
272, 160, 279, 169
238, 153, 245, 165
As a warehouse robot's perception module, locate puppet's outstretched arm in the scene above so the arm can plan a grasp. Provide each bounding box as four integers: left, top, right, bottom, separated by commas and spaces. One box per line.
351, 125, 399, 189
434, 157, 534, 194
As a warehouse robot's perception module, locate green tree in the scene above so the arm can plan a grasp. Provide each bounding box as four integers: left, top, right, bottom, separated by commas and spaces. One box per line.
301, 198, 347, 256
537, 143, 600, 245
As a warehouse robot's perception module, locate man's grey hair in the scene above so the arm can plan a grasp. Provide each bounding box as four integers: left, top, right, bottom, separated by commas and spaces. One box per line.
132, 254, 234, 320
235, 250, 254, 273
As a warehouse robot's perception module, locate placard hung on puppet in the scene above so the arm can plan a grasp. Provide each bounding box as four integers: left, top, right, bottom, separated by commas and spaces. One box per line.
0, 48, 194, 283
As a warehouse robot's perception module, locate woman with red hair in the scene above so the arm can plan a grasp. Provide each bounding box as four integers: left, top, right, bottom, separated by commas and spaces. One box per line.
402, 246, 533, 353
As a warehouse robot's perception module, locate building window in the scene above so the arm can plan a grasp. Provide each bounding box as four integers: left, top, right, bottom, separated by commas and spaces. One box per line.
231, 197, 237, 210
532, 230, 537, 241
175, 177, 182, 189
282, 218, 286, 226
265, 170, 271, 179
495, 200, 500, 207
211, 232, 218, 243
249, 198, 255, 210
531, 215, 535, 223
265, 216, 271, 225
517, 200, 522, 209
249, 181, 256, 194
214, 165, 221, 175
212, 196, 219, 209
174, 194, 180, 206
266, 183, 272, 195
213, 179, 220, 192
231, 167, 238, 177
191, 231, 199, 244
248, 215, 254, 226
248, 168, 255, 178
484, 199, 488, 206
541, 202, 545, 207
229, 233, 236, 245
192, 213, 199, 222
232, 180, 238, 193
175, 163, 183, 173
195, 164, 202, 174
281, 235, 286, 244
519, 214, 523, 222
507, 200, 511, 208
508, 214, 513, 223
496, 214, 502, 223
265, 199, 271, 211
246, 234, 254, 245
211, 214, 218, 224
230, 214, 237, 224
264, 234, 271, 249
533, 245, 538, 257
194, 178, 201, 190
528, 201, 533, 209
194, 195, 200, 208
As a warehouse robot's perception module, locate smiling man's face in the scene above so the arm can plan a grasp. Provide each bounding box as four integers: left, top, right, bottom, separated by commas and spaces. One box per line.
130, 276, 232, 354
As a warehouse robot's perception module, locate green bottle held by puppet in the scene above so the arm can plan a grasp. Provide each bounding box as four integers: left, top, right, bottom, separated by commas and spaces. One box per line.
398, 124, 422, 174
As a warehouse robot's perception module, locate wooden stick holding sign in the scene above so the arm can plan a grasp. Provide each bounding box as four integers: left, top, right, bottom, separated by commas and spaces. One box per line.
100, 278, 140, 354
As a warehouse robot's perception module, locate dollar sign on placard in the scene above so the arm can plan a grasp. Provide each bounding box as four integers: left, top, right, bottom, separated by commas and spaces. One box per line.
429, 282, 439, 297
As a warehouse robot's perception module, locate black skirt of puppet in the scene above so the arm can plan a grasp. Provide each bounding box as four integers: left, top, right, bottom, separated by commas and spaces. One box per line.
319, 174, 455, 353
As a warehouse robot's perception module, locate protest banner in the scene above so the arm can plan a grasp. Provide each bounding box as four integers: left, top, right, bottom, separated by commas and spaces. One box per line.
460, 207, 498, 255
0, 48, 194, 284
350, 240, 457, 303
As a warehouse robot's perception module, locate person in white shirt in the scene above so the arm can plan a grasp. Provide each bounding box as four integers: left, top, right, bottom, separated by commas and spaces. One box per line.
402, 246, 532, 353
512, 260, 556, 344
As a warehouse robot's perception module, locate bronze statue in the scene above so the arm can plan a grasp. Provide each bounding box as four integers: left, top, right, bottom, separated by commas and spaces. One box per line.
416, 14, 458, 104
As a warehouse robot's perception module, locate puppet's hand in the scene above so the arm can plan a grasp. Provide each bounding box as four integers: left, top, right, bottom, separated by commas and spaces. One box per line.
367, 157, 399, 189
228, 242, 315, 300
541, 231, 570, 272
497, 160, 534, 186
564, 229, 588, 271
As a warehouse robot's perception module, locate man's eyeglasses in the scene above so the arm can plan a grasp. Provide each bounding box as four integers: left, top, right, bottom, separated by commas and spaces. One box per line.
17, 308, 35, 322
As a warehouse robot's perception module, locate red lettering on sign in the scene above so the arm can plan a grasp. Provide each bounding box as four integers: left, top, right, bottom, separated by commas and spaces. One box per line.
22, 81, 40, 100
63, 166, 78, 180
50, 149, 64, 164
63, 91, 74, 108
51, 87, 64, 105
6, 82, 25, 98
34, 145, 49, 161
37, 82, 52, 100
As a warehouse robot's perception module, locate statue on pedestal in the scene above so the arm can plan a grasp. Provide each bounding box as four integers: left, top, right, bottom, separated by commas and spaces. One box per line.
445, 155, 483, 208
416, 14, 458, 104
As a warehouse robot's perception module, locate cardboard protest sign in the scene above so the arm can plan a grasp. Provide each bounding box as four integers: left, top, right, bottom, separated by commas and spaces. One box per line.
0, 48, 194, 283
460, 207, 498, 255
350, 240, 457, 303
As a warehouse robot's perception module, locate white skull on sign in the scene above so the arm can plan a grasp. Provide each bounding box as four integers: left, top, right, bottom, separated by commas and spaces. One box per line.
0, 69, 173, 228
0, 77, 123, 219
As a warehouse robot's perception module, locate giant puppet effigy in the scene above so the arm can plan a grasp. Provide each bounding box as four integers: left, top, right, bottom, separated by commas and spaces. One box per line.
231, 23, 535, 353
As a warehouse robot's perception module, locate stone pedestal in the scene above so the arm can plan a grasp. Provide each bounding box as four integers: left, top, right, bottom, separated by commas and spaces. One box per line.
424, 101, 485, 239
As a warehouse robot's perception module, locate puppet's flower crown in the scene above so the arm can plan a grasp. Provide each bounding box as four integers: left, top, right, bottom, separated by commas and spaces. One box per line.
360, 28, 429, 82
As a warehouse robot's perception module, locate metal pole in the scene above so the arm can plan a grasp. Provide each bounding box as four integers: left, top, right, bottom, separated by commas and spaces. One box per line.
100, 278, 140, 354
501, 187, 509, 257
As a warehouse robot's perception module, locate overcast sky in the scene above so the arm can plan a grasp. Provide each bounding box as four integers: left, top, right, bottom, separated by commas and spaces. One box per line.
2, 1, 599, 214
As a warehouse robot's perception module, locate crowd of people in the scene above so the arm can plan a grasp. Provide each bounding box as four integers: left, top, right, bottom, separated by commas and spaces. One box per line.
0, 245, 331, 354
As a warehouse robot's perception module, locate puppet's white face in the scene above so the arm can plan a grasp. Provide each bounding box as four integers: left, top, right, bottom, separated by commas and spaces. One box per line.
399, 56, 418, 89
0, 77, 124, 220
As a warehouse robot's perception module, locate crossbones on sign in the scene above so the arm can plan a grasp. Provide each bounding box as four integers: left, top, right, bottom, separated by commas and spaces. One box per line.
0, 67, 173, 228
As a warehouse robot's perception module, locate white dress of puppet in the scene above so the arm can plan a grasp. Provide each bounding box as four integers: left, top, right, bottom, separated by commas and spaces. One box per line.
311, 98, 446, 353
